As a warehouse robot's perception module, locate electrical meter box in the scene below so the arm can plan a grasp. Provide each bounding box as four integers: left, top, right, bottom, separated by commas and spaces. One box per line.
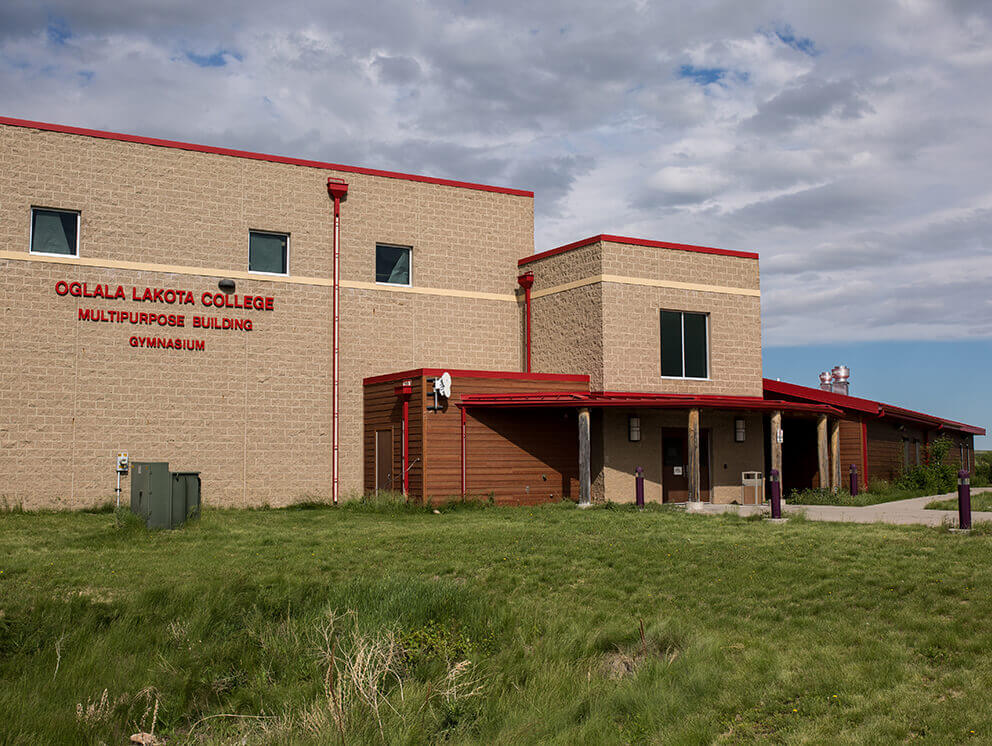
130, 462, 201, 529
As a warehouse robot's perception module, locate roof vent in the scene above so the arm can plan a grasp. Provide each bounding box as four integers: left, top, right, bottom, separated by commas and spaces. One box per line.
818, 366, 851, 395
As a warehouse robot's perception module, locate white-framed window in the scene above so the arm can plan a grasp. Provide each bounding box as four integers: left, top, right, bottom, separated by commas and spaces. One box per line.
660, 310, 709, 379
375, 244, 411, 286
249, 230, 289, 275
30, 207, 79, 256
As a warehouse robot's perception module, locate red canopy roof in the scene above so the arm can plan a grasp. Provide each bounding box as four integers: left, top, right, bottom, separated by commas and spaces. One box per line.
763, 379, 985, 435
459, 390, 841, 415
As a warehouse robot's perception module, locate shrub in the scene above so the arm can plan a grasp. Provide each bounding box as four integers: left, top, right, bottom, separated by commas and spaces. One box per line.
897, 436, 957, 495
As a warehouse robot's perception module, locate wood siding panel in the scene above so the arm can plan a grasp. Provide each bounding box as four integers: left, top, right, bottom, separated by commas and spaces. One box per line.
363, 377, 425, 499
838, 419, 863, 481
421, 374, 587, 504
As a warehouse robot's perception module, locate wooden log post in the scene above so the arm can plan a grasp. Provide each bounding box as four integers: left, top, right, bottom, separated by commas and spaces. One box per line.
770, 410, 783, 495
578, 407, 591, 506
830, 419, 841, 493
688, 408, 700, 502
817, 414, 829, 490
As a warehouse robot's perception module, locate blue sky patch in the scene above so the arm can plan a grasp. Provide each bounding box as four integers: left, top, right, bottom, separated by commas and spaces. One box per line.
679, 64, 726, 85
773, 24, 818, 56
185, 49, 242, 67
46, 16, 71, 46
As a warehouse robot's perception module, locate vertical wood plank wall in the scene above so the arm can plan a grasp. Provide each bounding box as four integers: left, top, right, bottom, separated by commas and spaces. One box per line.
364, 372, 588, 505
363, 377, 425, 498
426, 376, 588, 505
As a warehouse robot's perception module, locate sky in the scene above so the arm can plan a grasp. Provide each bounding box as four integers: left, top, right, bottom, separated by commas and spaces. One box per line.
2, 1, 990, 442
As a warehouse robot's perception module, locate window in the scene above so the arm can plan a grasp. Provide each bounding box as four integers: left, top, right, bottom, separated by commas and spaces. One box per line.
249, 231, 288, 275
660, 310, 708, 378
376, 244, 411, 286
31, 208, 78, 256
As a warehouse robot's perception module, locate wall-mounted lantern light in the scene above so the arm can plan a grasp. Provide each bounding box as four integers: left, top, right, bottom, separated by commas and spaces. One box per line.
628, 415, 641, 442
735, 417, 746, 442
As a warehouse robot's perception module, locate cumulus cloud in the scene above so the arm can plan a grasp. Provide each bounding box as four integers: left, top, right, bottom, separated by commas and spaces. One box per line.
0, 0, 990, 346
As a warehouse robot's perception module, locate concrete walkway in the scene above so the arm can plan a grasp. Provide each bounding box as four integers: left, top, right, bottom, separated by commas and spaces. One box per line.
691, 488, 992, 528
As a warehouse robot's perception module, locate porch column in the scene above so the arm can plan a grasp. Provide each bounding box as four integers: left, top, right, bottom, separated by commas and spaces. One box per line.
688, 408, 700, 501
830, 419, 841, 492
770, 410, 783, 494
817, 414, 829, 490
578, 407, 591, 506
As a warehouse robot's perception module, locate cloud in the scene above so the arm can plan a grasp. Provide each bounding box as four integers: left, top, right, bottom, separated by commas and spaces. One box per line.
0, 0, 990, 347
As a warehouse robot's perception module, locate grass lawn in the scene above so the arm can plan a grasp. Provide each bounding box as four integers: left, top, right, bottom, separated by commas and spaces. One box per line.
927, 491, 992, 512
2, 502, 992, 744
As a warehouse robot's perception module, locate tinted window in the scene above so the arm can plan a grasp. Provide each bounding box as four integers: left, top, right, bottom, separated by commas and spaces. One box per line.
660, 310, 683, 377
31, 209, 77, 255
683, 313, 708, 378
376, 245, 411, 285
249, 232, 288, 274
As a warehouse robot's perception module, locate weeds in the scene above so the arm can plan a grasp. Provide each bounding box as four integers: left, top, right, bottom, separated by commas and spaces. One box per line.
3, 505, 992, 743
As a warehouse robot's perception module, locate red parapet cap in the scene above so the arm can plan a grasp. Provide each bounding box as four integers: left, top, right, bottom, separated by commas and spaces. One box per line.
518, 234, 759, 266
0, 115, 533, 197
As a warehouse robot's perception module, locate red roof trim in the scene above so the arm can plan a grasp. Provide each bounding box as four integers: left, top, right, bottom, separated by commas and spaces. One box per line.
0, 115, 534, 198
763, 379, 880, 415
459, 390, 840, 414
518, 234, 759, 267
763, 378, 985, 435
362, 368, 590, 386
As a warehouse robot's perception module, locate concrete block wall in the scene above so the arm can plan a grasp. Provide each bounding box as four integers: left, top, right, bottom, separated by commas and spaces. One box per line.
600, 409, 765, 505
0, 121, 532, 508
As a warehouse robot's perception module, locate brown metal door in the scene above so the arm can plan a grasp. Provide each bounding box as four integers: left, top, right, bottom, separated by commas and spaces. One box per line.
662, 427, 711, 502
375, 429, 393, 493
662, 429, 688, 502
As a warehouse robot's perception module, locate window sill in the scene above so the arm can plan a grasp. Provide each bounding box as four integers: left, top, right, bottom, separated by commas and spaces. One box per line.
29, 250, 79, 258
248, 270, 290, 277
660, 376, 712, 381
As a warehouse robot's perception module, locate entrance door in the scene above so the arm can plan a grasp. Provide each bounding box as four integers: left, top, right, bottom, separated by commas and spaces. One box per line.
662, 428, 711, 502
375, 429, 393, 493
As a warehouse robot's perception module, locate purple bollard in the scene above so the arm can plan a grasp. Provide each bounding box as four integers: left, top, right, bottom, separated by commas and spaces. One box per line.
770, 469, 782, 519
958, 469, 971, 531
850, 464, 859, 497
635, 466, 645, 509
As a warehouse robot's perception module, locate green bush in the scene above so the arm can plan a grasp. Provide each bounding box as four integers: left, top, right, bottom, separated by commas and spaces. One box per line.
972, 452, 992, 487
897, 437, 957, 495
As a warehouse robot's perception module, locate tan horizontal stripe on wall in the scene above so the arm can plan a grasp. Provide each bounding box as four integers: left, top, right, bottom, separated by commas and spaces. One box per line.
0, 250, 518, 302
530, 274, 761, 299
339, 280, 515, 302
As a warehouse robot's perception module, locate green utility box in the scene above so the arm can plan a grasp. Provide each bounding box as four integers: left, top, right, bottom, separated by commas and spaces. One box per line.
130, 462, 201, 529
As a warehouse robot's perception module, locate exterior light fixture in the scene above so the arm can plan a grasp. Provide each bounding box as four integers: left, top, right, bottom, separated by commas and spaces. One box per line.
218, 278, 236, 292
628, 415, 641, 442
735, 417, 746, 442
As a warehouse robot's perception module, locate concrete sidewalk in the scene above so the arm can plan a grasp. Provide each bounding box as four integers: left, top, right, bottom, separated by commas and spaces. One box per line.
691, 488, 992, 528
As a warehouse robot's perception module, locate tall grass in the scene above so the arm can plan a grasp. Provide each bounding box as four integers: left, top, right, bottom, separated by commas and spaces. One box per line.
2, 504, 992, 742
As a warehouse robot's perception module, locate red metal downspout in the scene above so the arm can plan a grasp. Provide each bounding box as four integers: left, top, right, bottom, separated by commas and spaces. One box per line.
394, 381, 412, 496
517, 271, 534, 373
460, 406, 467, 497
327, 178, 349, 505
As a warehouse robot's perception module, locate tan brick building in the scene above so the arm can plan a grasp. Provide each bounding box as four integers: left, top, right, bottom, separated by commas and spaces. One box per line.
0, 116, 982, 509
